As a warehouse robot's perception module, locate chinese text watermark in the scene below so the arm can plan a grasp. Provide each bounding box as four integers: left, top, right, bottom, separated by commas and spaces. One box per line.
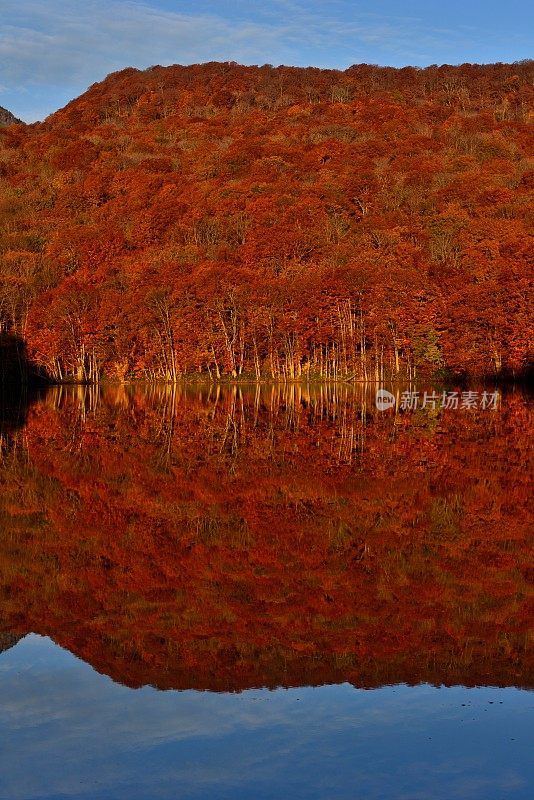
376, 389, 499, 411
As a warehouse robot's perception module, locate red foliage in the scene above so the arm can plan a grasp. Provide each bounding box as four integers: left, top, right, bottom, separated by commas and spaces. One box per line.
0, 385, 532, 690
0, 61, 533, 381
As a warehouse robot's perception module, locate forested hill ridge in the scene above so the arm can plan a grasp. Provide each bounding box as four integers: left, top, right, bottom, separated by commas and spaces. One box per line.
0, 107, 22, 127
0, 61, 533, 383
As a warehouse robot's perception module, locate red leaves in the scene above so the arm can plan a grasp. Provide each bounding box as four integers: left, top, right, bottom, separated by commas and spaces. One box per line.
0, 387, 532, 689
1, 61, 533, 380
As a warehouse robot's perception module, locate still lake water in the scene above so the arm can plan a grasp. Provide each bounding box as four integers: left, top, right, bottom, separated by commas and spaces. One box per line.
0, 383, 532, 799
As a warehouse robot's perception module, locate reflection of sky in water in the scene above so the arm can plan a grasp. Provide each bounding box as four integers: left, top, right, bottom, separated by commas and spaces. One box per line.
0, 635, 532, 800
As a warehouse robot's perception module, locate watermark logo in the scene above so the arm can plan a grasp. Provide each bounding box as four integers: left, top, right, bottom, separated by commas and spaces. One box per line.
376, 388, 499, 411
376, 389, 396, 411
400, 390, 499, 411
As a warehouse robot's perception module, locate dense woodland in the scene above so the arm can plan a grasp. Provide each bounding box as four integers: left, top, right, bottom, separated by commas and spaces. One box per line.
0, 61, 533, 383
0, 385, 532, 689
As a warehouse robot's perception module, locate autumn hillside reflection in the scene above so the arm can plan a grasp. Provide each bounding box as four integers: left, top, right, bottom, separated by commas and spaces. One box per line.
0, 383, 532, 691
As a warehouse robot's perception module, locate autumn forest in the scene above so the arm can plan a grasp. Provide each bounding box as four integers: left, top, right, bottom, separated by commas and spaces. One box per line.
1, 44, 533, 800
0, 60, 533, 385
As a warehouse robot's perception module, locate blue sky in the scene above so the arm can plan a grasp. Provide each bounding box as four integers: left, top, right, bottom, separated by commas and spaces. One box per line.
1, 1, 532, 122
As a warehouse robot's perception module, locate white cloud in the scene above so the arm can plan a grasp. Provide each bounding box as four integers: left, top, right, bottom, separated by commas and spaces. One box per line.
1, 0, 528, 121
0, 0, 469, 91
1, 1, 290, 88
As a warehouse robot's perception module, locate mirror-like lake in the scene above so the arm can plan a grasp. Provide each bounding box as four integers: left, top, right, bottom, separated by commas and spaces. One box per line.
0, 384, 532, 799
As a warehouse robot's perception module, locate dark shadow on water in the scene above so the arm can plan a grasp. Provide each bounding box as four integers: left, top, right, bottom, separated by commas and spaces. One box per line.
0, 333, 50, 434
0, 331, 51, 387
0, 387, 44, 434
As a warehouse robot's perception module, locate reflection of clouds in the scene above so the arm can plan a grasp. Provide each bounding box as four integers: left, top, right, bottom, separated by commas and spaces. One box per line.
0, 636, 531, 800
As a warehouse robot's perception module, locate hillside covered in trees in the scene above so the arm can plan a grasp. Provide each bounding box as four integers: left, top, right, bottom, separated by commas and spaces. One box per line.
0, 61, 532, 383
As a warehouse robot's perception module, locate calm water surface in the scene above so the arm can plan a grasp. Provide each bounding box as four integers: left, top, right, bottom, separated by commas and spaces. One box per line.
0, 384, 532, 799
